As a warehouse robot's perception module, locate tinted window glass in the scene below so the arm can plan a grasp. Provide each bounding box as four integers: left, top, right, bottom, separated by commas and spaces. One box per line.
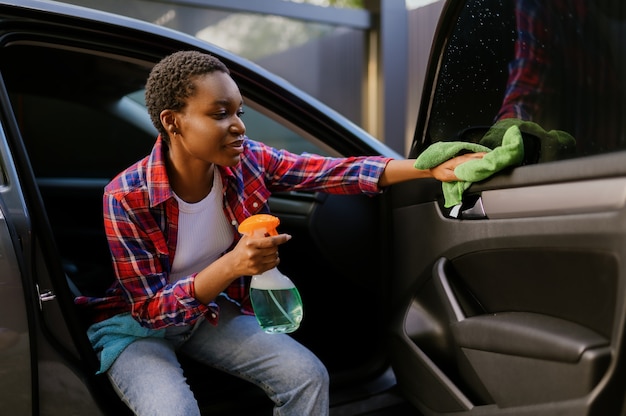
1, 44, 328, 179
426, 0, 626, 162
1, 44, 155, 178
428, 0, 515, 142
12, 93, 154, 178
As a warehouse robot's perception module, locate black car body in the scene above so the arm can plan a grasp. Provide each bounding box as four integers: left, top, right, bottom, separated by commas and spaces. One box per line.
1, 0, 626, 415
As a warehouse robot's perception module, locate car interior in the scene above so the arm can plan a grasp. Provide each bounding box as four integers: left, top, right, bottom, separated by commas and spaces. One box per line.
0, 27, 396, 414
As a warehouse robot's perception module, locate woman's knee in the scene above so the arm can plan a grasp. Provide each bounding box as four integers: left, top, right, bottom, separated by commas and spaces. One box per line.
272, 348, 330, 415
283, 345, 329, 389
303, 354, 329, 386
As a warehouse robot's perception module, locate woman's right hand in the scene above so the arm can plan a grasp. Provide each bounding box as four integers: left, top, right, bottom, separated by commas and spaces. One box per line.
192, 233, 292, 304
228, 233, 292, 277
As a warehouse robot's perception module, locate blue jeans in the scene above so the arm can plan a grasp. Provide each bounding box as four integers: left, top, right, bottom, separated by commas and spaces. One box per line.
106, 297, 329, 415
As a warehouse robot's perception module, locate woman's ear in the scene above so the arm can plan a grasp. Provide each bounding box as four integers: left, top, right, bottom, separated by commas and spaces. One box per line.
160, 109, 178, 137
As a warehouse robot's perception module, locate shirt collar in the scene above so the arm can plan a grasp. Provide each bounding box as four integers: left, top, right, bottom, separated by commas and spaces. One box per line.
146, 135, 174, 208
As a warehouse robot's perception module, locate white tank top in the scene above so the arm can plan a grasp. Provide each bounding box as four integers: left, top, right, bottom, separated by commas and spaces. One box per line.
170, 168, 233, 283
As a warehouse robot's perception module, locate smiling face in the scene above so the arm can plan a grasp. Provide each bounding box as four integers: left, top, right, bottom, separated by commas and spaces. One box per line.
165, 71, 246, 168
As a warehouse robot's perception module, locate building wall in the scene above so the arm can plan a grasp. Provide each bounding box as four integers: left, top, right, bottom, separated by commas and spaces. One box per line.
257, 27, 366, 127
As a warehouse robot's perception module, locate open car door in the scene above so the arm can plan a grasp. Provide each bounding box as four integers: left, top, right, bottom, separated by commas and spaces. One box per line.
389, 0, 626, 415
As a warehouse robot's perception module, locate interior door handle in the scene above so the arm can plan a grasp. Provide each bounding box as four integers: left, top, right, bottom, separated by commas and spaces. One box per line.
461, 196, 486, 219
432, 258, 466, 322
449, 195, 487, 219
36, 283, 56, 310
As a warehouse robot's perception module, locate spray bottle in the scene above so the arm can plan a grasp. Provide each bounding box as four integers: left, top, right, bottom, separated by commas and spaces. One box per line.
238, 214, 303, 334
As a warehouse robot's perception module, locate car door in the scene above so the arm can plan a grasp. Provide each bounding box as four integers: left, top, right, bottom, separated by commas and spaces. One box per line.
388, 0, 626, 415
0, 127, 33, 415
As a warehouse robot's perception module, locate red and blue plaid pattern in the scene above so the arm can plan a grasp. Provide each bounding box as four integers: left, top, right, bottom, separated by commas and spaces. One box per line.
76, 136, 390, 329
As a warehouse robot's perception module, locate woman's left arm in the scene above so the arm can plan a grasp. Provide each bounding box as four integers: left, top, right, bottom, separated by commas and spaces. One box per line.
378, 153, 486, 187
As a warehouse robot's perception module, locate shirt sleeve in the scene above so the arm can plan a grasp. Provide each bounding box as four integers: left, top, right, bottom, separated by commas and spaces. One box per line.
244, 140, 392, 195
104, 191, 214, 329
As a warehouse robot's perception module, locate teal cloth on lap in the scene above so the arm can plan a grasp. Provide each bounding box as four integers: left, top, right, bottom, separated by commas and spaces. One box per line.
414, 125, 524, 208
87, 312, 165, 374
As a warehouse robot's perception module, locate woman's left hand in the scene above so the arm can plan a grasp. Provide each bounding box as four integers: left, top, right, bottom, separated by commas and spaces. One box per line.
430, 152, 486, 182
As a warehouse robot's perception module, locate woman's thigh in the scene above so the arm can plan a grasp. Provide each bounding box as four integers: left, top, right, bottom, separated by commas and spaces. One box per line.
107, 337, 200, 416
179, 298, 328, 402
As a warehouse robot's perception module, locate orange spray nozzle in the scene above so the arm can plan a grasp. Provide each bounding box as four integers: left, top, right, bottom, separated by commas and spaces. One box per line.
238, 214, 280, 237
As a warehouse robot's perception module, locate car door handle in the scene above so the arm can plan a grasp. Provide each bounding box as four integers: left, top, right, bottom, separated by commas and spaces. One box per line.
432, 258, 466, 322
447, 195, 487, 219
36, 284, 56, 310
460, 196, 486, 219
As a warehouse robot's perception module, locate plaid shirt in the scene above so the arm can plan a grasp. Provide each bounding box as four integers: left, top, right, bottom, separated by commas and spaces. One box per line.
75, 136, 390, 329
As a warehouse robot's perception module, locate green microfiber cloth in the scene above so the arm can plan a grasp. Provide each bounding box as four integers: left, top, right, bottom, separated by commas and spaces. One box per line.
480, 118, 576, 162
415, 125, 524, 208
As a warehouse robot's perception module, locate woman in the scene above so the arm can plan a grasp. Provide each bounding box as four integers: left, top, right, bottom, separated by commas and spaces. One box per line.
77, 50, 483, 415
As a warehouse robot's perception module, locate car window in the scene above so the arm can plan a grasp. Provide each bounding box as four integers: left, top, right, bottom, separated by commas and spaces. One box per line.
424, 0, 626, 163
11, 92, 155, 178
0, 44, 157, 178
0, 43, 328, 179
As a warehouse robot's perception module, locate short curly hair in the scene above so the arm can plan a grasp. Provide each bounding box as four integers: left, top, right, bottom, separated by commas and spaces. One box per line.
145, 50, 230, 137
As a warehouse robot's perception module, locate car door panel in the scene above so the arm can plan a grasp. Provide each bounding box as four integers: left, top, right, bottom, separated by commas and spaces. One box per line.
389, 161, 626, 414
394, 0, 626, 411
